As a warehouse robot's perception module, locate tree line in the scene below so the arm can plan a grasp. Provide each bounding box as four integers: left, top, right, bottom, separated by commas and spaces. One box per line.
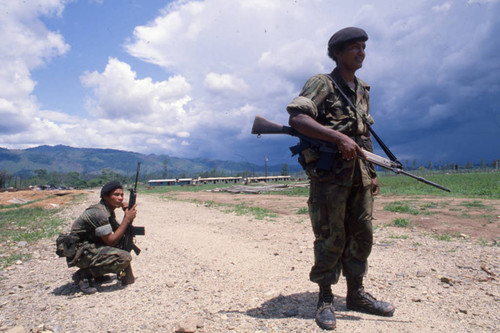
0, 169, 131, 190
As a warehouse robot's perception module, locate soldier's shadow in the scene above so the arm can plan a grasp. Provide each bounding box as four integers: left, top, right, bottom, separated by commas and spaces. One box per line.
52, 275, 125, 296
241, 291, 362, 322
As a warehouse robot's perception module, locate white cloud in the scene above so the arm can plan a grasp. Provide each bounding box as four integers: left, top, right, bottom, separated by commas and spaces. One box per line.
76, 57, 209, 155
125, 0, 334, 78
204, 72, 248, 94
432, 3, 452, 12
467, 0, 499, 3
0, 0, 69, 141
80, 57, 192, 121
177, 131, 190, 138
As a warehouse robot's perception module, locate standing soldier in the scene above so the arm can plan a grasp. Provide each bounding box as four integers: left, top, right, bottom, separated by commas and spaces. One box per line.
287, 27, 395, 330
66, 181, 137, 294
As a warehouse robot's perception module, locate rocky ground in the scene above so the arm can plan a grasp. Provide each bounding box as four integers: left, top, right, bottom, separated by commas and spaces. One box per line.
0, 188, 499, 332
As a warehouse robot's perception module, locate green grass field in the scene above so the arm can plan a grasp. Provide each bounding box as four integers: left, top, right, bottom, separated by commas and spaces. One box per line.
0, 207, 65, 269
376, 171, 500, 198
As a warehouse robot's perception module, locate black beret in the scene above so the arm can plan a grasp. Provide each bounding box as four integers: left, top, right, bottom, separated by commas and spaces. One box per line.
100, 180, 123, 197
328, 27, 368, 50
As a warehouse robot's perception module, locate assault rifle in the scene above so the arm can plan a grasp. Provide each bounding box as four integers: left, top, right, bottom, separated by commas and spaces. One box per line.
251, 115, 451, 192
120, 162, 145, 255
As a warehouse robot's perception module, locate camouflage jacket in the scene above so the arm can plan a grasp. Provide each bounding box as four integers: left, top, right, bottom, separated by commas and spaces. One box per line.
286, 68, 377, 186
70, 200, 117, 245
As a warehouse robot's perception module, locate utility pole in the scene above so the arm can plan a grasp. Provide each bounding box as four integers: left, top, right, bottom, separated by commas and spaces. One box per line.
264, 155, 268, 182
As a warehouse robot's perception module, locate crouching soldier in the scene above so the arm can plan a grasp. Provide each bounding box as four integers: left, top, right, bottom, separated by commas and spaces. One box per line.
64, 180, 138, 294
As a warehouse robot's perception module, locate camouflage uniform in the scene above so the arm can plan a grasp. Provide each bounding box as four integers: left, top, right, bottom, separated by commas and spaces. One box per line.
67, 200, 131, 277
287, 68, 377, 286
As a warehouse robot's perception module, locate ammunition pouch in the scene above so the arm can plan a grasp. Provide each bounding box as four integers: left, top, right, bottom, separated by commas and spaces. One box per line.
302, 148, 321, 165
290, 139, 337, 172
55, 233, 80, 258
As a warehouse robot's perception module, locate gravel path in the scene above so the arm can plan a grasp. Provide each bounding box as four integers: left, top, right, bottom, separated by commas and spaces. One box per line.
0, 190, 499, 332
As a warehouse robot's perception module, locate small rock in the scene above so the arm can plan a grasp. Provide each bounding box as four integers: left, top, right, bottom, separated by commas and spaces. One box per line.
440, 277, 454, 286
174, 317, 198, 332
416, 271, 427, 277
6, 326, 26, 333
17, 241, 28, 247
166, 280, 176, 288
264, 290, 276, 296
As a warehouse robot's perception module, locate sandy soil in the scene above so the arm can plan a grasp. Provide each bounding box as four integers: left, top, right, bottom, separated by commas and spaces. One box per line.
0, 189, 87, 210
169, 189, 500, 241
0, 188, 499, 332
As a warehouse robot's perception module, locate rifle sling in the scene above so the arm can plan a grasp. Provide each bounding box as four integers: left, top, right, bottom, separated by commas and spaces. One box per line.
325, 74, 402, 168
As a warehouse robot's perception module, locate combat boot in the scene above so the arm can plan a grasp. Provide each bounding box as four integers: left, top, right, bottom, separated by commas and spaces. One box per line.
72, 268, 97, 294
346, 277, 395, 316
93, 274, 112, 283
119, 264, 135, 286
315, 284, 336, 330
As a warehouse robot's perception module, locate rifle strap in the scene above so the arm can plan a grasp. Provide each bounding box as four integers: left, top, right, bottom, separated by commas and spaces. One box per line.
325, 74, 402, 167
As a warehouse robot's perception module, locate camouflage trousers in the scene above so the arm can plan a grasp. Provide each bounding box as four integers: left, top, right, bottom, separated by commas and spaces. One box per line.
308, 180, 373, 285
71, 242, 132, 277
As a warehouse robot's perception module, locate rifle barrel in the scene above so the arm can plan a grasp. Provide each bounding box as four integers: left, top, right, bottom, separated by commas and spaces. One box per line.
133, 162, 141, 190
398, 170, 451, 192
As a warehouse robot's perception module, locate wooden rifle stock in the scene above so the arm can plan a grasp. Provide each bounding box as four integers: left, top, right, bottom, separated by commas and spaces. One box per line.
251, 115, 293, 136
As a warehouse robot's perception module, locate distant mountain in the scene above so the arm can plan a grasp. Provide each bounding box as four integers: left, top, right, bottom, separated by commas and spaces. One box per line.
0, 145, 300, 178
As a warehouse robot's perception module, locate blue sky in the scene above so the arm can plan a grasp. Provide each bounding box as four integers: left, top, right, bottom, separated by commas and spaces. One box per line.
0, 0, 499, 169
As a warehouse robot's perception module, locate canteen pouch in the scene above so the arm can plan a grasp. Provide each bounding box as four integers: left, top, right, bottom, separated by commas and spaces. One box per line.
55, 233, 79, 258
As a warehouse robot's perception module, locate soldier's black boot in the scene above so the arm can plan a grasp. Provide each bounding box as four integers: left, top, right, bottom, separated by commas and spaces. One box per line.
315, 284, 336, 330
346, 277, 395, 316
119, 264, 135, 286
93, 274, 111, 283
72, 268, 97, 294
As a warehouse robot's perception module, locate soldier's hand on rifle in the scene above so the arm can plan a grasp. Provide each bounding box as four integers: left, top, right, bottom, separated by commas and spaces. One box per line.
337, 134, 367, 160
123, 204, 137, 225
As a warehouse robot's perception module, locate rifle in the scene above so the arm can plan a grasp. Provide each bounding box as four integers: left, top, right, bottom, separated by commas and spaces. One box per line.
251, 115, 451, 192
120, 162, 145, 255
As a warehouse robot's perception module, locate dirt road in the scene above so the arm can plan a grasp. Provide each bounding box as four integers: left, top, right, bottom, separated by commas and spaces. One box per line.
0, 190, 499, 332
